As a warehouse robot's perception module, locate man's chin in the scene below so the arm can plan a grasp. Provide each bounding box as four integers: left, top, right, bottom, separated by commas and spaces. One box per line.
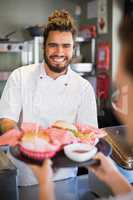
48, 65, 68, 73
51, 68, 67, 73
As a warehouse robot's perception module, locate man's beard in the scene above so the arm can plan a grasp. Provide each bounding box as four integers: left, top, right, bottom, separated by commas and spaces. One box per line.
44, 52, 72, 73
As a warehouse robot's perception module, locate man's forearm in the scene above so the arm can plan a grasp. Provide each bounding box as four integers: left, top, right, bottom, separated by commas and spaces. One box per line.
0, 118, 17, 134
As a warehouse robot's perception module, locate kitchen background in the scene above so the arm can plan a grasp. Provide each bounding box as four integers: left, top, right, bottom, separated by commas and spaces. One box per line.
0, 0, 129, 127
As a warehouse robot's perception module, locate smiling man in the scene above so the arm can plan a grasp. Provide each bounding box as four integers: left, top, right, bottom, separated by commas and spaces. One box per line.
44, 31, 73, 74
0, 10, 98, 200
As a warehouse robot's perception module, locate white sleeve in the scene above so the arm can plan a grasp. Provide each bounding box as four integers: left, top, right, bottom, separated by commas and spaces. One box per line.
76, 82, 98, 127
0, 69, 22, 122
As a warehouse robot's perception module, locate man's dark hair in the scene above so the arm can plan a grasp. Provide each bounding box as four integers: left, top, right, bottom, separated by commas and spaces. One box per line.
43, 9, 77, 46
119, 17, 133, 76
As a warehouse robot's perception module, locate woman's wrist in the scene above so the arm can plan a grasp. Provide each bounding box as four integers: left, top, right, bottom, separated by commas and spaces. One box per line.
107, 171, 132, 195
38, 179, 54, 191
39, 182, 55, 200
38, 177, 52, 185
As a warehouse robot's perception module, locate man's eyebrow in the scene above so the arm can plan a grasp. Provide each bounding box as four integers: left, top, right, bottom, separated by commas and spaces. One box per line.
47, 42, 57, 44
47, 42, 72, 45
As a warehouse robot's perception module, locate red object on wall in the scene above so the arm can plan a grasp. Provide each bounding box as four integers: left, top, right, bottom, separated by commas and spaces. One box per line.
96, 73, 110, 100
97, 42, 110, 70
79, 25, 97, 39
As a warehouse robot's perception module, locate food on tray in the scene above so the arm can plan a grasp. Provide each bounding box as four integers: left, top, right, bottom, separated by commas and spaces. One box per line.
52, 121, 106, 146
19, 125, 61, 159
52, 120, 78, 132
74, 130, 99, 145
21, 129, 50, 142
76, 124, 107, 138
45, 128, 79, 146
17, 121, 106, 161
46, 121, 79, 146
20, 130, 57, 152
64, 143, 97, 162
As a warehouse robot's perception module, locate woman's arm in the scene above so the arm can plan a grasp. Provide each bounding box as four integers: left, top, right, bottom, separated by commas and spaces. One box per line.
88, 153, 132, 195
31, 159, 55, 200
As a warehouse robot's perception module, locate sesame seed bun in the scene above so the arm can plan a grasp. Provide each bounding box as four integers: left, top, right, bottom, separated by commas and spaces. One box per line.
52, 120, 77, 132
21, 130, 50, 143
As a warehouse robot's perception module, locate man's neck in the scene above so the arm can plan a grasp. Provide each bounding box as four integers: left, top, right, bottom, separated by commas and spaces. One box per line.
44, 64, 68, 80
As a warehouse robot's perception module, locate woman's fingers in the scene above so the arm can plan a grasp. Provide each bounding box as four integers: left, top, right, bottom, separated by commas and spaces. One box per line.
91, 152, 117, 170
88, 152, 120, 185
30, 164, 38, 172
43, 159, 53, 167
30, 159, 52, 171
30, 159, 53, 184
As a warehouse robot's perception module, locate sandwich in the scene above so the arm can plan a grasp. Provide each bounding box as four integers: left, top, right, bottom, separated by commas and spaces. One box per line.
19, 127, 60, 160
52, 120, 78, 133
52, 120, 98, 144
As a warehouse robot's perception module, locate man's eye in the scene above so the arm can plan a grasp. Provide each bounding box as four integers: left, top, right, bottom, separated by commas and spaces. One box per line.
48, 44, 57, 48
63, 44, 71, 48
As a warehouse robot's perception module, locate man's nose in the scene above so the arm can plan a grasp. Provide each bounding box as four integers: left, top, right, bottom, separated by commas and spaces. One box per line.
56, 45, 64, 55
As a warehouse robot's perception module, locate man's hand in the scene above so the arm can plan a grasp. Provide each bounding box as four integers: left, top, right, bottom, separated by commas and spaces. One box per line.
0, 128, 23, 146
88, 152, 132, 195
0, 118, 17, 134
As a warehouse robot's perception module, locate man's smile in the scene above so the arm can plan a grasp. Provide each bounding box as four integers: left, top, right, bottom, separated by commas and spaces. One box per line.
50, 56, 66, 64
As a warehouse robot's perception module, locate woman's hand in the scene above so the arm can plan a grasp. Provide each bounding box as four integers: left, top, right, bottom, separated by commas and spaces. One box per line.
88, 152, 118, 183
88, 152, 132, 195
30, 159, 55, 200
31, 159, 53, 185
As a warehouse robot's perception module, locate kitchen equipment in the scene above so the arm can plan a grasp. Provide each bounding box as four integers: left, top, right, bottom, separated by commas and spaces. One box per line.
79, 25, 97, 40
25, 36, 43, 64
97, 42, 110, 70
26, 25, 44, 37
96, 73, 110, 100
0, 152, 18, 200
71, 63, 93, 75
104, 125, 133, 170
10, 139, 111, 167
0, 30, 17, 42
0, 42, 25, 52
0, 40, 34, 97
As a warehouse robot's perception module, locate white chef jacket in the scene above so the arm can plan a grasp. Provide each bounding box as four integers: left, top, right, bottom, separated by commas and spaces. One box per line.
0, 63, 98, 185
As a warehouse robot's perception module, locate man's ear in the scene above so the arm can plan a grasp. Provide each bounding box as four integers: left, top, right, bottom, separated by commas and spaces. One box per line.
43, 44, 46, 52
73, 43, 76, 50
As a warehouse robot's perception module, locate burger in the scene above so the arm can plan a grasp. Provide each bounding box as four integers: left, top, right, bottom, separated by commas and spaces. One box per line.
21, 129, 50, 145
52, 120, 99, 146
19, 128, 59, 160
52, 120, 78, 133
